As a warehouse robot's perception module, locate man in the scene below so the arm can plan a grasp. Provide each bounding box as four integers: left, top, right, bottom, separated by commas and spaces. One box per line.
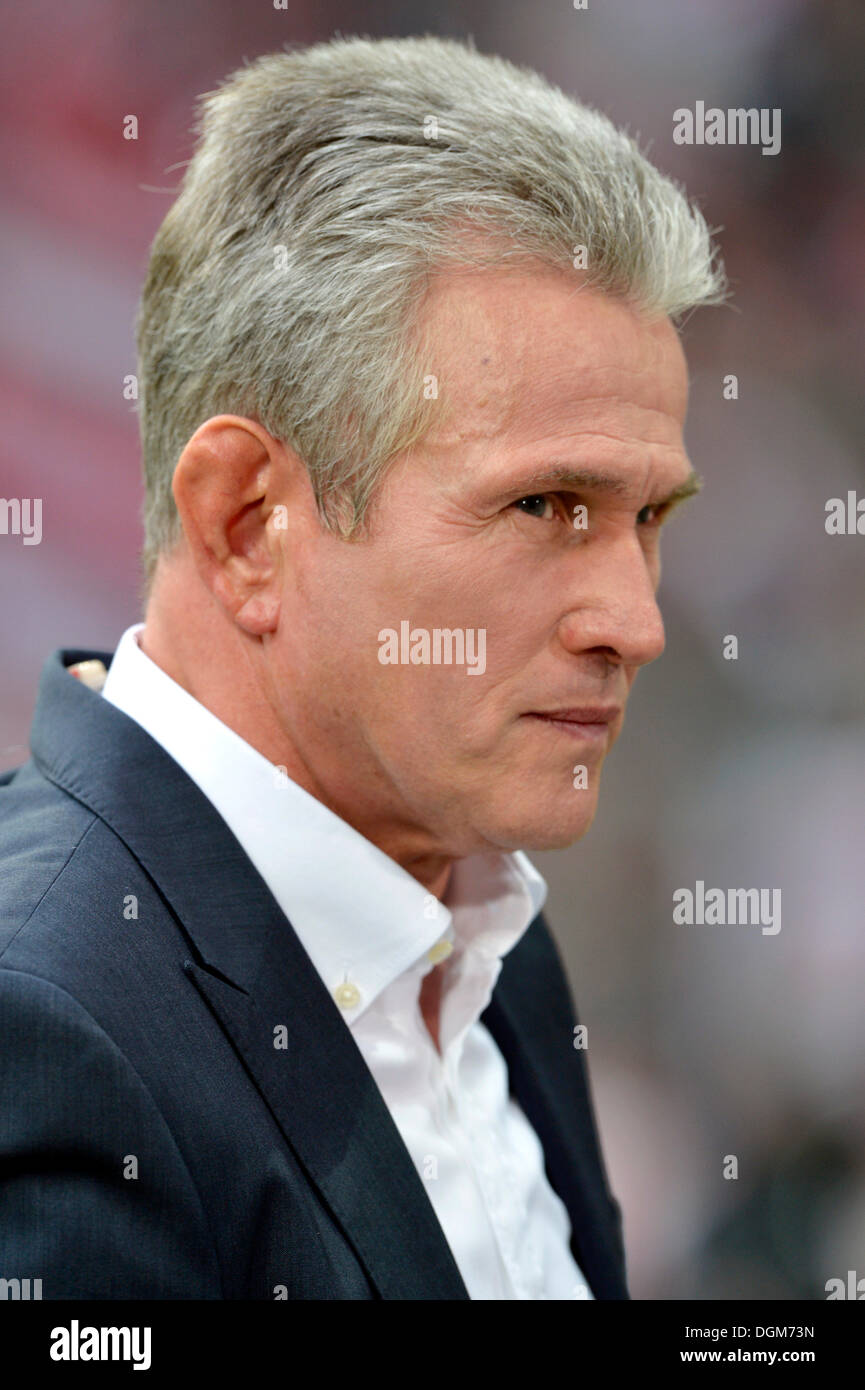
0, 35, 725, 1299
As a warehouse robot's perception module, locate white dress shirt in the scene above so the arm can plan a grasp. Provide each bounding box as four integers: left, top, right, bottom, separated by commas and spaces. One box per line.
100, 623, 592, 1300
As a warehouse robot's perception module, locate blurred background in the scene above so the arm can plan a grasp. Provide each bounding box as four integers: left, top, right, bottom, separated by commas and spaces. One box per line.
1, 0, 863, 1299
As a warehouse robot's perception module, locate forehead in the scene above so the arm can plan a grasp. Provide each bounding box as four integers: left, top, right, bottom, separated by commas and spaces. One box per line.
414, 263, 689, 473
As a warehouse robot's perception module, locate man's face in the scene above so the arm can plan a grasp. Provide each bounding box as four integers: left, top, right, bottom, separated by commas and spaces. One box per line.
271, 265, 693, 857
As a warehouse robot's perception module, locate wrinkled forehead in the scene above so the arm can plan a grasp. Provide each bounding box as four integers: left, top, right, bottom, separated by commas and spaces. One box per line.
414, 264, 689, 466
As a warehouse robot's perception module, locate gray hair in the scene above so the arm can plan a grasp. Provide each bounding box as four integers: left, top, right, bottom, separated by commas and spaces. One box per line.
137, 33, 726, 587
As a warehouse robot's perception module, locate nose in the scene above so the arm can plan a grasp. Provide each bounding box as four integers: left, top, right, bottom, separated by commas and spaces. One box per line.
556, 532, 666, 670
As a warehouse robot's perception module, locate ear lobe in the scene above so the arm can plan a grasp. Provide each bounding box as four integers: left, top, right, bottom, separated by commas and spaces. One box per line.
234, 587, 281, 636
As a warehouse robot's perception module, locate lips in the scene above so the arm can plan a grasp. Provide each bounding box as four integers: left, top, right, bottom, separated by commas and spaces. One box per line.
527, 707, 620, 723
522, 706, 621, 740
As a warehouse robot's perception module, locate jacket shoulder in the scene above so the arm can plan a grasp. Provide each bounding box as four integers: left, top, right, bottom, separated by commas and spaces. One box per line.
0, 760, 169, 981
0, 760, 101, 951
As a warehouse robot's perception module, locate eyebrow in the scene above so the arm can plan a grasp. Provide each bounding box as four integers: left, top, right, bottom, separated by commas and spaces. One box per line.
484, 463, 703, 510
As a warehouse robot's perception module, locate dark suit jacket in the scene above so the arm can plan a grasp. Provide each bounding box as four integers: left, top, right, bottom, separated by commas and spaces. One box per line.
0, 646, 629, 1300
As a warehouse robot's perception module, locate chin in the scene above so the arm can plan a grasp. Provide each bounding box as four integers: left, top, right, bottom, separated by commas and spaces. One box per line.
480, 798, 600, 854
513, 823, 597, 852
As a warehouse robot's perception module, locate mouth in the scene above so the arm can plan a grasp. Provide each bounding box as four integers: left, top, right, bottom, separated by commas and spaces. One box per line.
521, 706, 622, 742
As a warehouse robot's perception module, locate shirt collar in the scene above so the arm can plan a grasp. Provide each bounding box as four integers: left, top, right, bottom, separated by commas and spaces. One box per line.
100, 623, 547, 1021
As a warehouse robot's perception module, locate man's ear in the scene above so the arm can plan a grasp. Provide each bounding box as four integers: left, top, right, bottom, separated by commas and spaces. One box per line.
171, 415, 296, 636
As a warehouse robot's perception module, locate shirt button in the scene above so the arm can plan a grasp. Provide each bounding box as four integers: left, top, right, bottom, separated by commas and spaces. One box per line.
333, 980, 362, 1010
427, 938, 453, 965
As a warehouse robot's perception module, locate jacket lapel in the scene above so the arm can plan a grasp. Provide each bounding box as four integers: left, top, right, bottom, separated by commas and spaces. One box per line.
482, 927, 630, 1299
31, 647, 469, 1300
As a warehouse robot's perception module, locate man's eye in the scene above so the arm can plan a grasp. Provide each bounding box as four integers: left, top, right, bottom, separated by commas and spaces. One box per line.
637, 503, 665, 526
512, 494, 557, 520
